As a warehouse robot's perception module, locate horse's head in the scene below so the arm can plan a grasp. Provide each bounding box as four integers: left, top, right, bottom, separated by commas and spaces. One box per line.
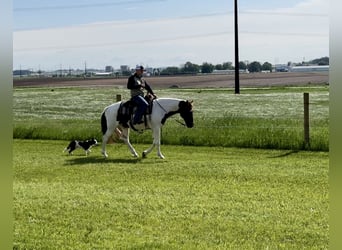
179, 100, 194, 128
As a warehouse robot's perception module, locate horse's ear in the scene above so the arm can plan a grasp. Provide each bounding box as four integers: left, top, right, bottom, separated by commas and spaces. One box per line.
188, 100, 194, 110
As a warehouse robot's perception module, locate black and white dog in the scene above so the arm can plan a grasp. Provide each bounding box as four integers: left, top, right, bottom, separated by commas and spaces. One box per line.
64, 138, 98, 156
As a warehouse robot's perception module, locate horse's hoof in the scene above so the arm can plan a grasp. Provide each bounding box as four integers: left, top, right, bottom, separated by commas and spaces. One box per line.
158, 154, 165, 159
101, 152, 108, 158
142, 151, 147, 158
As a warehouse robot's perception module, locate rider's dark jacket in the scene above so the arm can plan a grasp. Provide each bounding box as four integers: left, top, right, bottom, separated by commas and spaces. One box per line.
127, 73, 154, 98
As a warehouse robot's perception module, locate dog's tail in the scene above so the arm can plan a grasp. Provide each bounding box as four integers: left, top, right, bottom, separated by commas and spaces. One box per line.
101, 111, 107, 135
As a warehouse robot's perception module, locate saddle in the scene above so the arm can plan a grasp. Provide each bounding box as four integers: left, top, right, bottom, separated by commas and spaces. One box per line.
117, 94, 154, 128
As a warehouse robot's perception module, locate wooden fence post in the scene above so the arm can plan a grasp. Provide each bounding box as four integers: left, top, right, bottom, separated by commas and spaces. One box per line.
304, 93, 310, 148
116, 94, 122, 102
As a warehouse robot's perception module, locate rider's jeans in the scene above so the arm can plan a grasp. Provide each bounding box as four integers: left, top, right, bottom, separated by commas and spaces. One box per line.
132, 95, 148, 124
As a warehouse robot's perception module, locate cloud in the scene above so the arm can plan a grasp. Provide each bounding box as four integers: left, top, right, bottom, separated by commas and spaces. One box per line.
291, 0, 328, 13
237, 0, 328, 62
13, 0, 328, 69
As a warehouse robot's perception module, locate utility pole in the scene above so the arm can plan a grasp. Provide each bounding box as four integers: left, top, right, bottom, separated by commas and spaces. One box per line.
234, 0, 240, 94
84, 61, 87, 78
304, 93, 310, 148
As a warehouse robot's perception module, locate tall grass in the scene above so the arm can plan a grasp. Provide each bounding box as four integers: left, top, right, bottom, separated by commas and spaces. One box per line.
13, 86, 329, 150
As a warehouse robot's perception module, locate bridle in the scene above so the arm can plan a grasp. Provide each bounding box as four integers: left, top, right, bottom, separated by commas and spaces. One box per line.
155, 99, 189, 127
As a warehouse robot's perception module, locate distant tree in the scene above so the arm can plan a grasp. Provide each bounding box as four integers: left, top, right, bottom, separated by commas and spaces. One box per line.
121, 70, 131, 76
153, 68, 161, 76
261, 62, 273, 72
248, 61, 262, 73
222, 62, 233, 70
13, 69, 32, 76
37, 69, 42, 76
181, 61, 200, 74
160, 67, 180, 75
238, 61, 247, 70
215, 64, 223, 70
201, 62, 214, 73
310, 57, 329, 65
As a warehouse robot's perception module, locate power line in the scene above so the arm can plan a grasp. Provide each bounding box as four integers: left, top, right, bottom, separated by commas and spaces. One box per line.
13, 12, 231, 32
13, 0, 166, 11
14, 29, 328, 53
239, 10, 328, 17
14, 3, 328, 19
14, 31, 328, 52
240, 30, 328, 37
13, 0, 328, 19
14, 32, 230, 52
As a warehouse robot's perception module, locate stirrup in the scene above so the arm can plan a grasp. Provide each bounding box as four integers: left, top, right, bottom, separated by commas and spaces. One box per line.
129, 120, 143, 133
120, 122, 129, 128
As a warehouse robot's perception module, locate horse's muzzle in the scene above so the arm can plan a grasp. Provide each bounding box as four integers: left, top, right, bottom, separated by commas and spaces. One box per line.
187, 123, 194, 128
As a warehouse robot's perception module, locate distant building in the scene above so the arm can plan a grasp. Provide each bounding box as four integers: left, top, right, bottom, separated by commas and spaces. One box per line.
120, 65, 130, 72
289, 65, 329, 72
144, 67, 153, 76
212, 69, 249, 74
274, 64, 289, 72
105, 66, 114, 72
94, 72, 113, 76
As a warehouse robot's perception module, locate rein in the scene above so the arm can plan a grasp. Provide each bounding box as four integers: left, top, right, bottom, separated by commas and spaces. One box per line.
155, 99, 168, 113
155, 100, 186, 126
175, 119, 186, 126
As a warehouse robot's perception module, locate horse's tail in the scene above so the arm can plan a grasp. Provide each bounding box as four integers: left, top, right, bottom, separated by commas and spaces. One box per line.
101, 111, 107, 135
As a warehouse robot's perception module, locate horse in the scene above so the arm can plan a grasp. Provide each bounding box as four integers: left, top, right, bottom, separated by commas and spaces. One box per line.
100, 97, 194, 159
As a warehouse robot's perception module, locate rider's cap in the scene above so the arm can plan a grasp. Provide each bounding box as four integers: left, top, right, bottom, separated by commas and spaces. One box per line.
135, 65, 145, 71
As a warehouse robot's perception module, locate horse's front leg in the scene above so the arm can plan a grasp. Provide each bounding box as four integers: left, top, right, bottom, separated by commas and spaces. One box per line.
142, 144, 155, 158
120, 128, 139, 157
143, 127, 164, 159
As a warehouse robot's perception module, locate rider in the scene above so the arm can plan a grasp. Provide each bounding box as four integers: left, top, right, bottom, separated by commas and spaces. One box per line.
127, 65, 157, 126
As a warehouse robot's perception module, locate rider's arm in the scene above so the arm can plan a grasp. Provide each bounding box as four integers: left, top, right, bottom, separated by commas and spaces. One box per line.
144, 81, 155, 96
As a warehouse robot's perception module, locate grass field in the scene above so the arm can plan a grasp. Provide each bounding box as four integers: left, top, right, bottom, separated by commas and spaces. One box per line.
13, 85, 329, 248
13, 86, 329, 151
13, 139, 328, 249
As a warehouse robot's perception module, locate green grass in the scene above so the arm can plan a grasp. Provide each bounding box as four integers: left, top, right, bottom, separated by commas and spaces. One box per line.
13, 86, 329, 151
13, 139, 328, 249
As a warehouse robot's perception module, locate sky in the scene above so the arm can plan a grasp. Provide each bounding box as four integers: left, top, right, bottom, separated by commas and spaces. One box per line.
13, 0, 329, 71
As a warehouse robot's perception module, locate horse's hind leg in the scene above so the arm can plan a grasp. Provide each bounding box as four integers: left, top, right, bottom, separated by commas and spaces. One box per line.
101, 129, 113, 158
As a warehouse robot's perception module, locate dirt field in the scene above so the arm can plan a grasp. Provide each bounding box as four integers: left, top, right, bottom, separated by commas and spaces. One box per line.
13, 72, 329, 89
